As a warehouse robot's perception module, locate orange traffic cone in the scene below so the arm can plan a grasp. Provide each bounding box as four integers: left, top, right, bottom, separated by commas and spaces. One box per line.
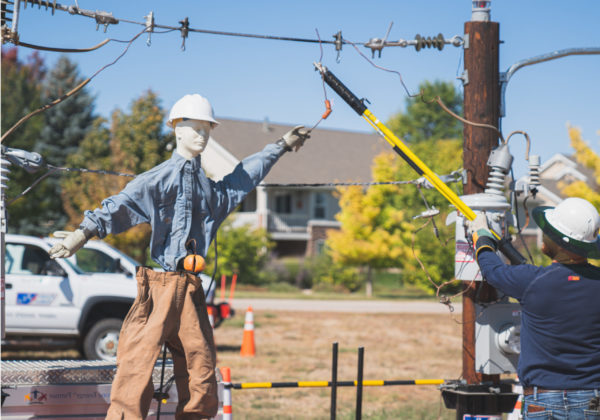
240, 306, 255, 357
207, 306, 215, 329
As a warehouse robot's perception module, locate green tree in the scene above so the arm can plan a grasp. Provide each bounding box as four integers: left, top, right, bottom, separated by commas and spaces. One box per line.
327, 80, 463, 295
20, 56, 96, 235
62, 90, 173, 261
205, 218, 274, 285
388, 80, 462, 143
1, 47, 47, 234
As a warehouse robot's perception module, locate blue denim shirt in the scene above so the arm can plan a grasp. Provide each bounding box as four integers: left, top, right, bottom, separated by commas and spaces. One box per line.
80, 143, 286, 271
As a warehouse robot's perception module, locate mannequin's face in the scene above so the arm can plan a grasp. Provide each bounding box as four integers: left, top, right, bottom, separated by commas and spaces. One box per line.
175, 119, 213, 159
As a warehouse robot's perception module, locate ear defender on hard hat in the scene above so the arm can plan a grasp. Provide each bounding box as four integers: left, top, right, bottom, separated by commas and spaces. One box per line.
532, 197, 600, 258
167, 94, 219, 128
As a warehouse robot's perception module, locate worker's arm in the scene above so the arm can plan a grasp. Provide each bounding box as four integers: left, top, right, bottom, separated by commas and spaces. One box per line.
468, 215, 540, 300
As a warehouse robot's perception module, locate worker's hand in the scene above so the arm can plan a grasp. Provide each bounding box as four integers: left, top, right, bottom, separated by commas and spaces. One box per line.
466, 214, 492, 238
280, 125, 310, 152
466, 214, 497, 259
49, 229, 88, 259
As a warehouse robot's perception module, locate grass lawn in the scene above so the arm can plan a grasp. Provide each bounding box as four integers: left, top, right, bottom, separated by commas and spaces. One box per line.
215, 310, 463, 419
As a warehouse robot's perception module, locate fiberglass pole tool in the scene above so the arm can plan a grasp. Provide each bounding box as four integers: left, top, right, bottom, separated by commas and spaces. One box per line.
313, 62, 483, 223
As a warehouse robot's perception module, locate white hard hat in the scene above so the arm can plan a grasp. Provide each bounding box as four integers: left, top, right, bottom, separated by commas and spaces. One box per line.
167, 94, 219, 128
532, 197, 600, 258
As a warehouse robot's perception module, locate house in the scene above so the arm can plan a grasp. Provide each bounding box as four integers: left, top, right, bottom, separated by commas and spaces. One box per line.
201, 118, 388, 257
514, 153, 597, 248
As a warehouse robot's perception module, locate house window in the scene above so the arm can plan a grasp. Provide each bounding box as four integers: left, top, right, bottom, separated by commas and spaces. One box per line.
275, 194, 292, 214
313, 193, 326, 219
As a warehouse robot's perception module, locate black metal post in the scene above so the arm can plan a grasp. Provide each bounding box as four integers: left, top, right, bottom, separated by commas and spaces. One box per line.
356, 347, 364, 420
331, 342, 338, 420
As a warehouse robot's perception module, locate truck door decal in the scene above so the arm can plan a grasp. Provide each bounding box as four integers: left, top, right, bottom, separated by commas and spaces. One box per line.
17, 293, 56, 305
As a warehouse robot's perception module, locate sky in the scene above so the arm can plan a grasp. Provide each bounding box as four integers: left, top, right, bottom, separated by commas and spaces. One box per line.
7, 0, 600, 180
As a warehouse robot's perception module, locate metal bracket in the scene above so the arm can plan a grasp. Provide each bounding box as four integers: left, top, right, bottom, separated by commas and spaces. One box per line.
457, 69, 469, 86
463, 33, 469, 49
500, 47, 600, 118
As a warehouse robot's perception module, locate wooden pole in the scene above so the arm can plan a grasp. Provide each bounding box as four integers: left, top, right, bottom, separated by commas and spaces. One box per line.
461, 16, 501, 392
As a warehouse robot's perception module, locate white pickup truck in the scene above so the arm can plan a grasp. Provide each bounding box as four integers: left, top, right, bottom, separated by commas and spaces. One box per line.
3, 234, 229, 361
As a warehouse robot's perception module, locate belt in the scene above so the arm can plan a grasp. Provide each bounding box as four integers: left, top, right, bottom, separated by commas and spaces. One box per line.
523, 387, 563, 396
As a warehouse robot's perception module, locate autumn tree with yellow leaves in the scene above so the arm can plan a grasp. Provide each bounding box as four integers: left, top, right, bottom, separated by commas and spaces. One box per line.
559, 126, 600, 207
327, 80, 464, 295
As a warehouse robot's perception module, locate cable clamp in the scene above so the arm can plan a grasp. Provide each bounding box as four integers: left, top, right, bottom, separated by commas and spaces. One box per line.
179, 17, 189, 51
332, 30, 343, 63
144, 11, 154, 46
94, 11, 118, 32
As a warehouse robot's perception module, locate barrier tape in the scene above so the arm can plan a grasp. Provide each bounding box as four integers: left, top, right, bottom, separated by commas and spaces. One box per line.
227, 379, 445, 389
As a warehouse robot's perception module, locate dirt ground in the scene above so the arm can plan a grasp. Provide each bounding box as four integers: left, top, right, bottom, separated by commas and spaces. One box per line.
1, 310, 463, 419
214, 310, 463, 419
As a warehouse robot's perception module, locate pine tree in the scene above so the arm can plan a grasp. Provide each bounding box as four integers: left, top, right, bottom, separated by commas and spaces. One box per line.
1, 47, 47, 234
18, 55, 97, 235
38, 56, 95, 165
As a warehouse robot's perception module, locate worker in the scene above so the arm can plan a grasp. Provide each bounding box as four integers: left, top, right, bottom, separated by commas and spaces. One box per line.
468, 197, 600, 419
49, 93, 310, 420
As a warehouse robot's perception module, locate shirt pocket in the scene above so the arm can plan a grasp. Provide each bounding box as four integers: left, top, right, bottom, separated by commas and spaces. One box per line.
154, 196, 176, 245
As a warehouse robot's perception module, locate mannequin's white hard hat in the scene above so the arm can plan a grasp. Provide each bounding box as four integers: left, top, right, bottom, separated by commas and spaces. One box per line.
167, 94, 219, 128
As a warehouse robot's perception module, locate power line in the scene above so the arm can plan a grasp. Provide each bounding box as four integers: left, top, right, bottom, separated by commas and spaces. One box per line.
2, 0, 463, 57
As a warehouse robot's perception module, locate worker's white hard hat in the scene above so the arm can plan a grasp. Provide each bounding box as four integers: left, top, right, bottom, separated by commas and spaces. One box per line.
167, 94, 219, 128
532, 197, 600, 258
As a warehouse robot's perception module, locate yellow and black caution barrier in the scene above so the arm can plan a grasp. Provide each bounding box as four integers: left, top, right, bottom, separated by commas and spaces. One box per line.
227, 378, 445, 389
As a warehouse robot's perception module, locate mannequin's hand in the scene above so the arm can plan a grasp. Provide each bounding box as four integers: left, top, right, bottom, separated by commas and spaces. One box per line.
281, 125, 310, 152
49, 229, 88, 259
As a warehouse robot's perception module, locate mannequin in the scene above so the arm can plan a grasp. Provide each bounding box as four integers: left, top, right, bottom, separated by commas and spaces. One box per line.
49, 93, 310, 420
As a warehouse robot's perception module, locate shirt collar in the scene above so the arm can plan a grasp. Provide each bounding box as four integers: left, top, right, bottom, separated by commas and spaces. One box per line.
171, 151, 202, 171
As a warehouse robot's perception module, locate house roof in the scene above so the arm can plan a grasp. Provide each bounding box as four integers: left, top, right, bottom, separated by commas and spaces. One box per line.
209, 118, 389, 184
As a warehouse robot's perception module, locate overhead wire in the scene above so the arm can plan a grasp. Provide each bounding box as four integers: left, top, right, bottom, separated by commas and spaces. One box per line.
329, 38, 539, 314
1, 26, 148, 144
7, 154, 463, 205
309, 28, 332, 132
13, 37, 110, 52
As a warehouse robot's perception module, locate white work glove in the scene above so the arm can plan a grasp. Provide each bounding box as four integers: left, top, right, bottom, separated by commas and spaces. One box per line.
466, 214, 495, 242
279, 125, 310, 152
49, 229, 88, 259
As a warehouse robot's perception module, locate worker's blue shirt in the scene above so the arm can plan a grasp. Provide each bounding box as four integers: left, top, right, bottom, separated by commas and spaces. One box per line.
477, 251, 600, 390
80, 144, 286, 271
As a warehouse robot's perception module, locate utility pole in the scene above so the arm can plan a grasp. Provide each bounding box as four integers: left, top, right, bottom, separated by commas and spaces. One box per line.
459, 0, 501, 418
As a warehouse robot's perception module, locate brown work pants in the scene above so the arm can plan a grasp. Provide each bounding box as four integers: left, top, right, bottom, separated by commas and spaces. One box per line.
106, 267, 218, 420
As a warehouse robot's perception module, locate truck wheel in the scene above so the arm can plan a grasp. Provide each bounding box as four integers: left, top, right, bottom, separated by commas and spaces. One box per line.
83, 318, 123, 361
